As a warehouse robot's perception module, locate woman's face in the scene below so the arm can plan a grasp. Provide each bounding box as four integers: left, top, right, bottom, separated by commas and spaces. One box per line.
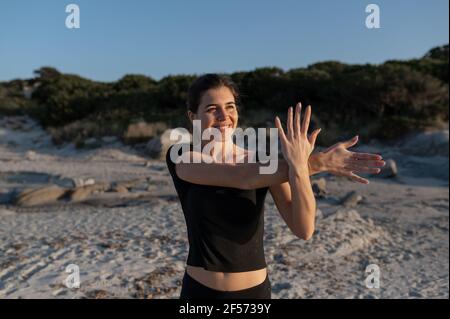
188, 86, 238, 142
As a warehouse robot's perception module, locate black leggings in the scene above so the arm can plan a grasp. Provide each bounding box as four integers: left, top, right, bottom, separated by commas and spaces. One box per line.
180, 271, 271, 299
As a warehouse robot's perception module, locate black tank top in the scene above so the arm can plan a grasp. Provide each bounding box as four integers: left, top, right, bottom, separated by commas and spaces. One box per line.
166, 143, 269, 272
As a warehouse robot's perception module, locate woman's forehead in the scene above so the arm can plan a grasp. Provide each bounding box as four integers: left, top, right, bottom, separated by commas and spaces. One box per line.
200, 87, 235, 105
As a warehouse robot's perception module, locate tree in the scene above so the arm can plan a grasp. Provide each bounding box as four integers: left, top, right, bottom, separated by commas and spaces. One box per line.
113, 74, 157, 92
33, 67, 61, 80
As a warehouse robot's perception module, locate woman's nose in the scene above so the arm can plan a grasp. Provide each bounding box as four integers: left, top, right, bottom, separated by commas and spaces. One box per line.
216, 107, 227, 120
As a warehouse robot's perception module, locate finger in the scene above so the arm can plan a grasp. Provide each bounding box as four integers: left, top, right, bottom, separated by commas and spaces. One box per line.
301, 105, 311, 136
344, 164, 381, 174
349, 172, 370, 184
275, 116, 287, 142
345, 158, 386, 167
352, 153, 384, 161
309, 128, 322, 149
287, 107, 293, 139
323, 142, 340, 154
342, 135, 359, 148
294, 103, 301, 138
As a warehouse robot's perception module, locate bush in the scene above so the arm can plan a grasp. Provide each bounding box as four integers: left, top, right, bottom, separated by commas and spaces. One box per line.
2, 44, 447, 144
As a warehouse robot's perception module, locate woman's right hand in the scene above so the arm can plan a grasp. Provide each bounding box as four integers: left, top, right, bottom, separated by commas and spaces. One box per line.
275, 103, 322, 172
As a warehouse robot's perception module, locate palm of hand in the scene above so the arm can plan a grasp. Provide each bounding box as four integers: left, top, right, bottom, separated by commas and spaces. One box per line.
322, 136, 386, 184
275, 103, 322, 169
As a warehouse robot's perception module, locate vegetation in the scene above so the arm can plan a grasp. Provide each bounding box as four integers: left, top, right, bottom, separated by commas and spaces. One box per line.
0, 44, 448, 144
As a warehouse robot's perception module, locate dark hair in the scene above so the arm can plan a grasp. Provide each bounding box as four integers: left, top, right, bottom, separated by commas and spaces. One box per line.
187, 73, 241, 113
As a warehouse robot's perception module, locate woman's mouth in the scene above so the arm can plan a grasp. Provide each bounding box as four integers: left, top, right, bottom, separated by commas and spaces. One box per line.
212, 124, 233, 130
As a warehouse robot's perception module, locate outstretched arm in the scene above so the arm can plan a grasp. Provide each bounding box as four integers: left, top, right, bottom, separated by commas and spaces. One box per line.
175, 129, 385, 189
247, 141, 385, 189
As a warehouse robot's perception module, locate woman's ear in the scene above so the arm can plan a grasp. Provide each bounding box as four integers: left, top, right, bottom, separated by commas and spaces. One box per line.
187, 110, 196, 122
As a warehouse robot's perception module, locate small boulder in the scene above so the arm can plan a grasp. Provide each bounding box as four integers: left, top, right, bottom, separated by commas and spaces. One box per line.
72, 178, 95, 188
15, 185, 68, 207
312, 177, 327, 198
146, 128, 191, 160
84, 178, 95, 186
69, 183, 110, 202
379, 159, 397, 178
340, 191, 363, 207
112, 185, 129, 193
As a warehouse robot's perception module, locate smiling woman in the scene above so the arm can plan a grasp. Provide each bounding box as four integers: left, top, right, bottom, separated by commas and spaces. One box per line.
187, 75, 240, 138
166, 73, 385, 299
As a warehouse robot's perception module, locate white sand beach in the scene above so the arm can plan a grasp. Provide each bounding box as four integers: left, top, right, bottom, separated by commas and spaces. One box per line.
0, 116, 448, 299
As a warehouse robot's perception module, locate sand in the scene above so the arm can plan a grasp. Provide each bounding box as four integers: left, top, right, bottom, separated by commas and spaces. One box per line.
0, 116, 448, 299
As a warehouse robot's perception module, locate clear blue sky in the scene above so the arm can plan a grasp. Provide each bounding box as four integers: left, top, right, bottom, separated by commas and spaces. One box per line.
0, 0, 448, 82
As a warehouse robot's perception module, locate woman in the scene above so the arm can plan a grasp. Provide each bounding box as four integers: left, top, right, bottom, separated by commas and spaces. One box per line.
166, 74, 385, 299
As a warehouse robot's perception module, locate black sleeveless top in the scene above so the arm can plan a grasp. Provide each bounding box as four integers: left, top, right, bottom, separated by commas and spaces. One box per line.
165, 143, 269, 272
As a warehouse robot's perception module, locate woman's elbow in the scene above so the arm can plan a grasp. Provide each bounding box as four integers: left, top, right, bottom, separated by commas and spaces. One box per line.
299, 231, 314, 241
296, 230, 314, 241
294, 210, 316, 240
294, 225, 315, 241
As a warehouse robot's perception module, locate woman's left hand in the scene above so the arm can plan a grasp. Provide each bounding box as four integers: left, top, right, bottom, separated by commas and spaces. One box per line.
319, 135, 386, 184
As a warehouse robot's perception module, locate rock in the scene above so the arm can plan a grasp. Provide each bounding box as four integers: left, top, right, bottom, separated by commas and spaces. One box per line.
69, 183, 110, 202
84, 178, 95, 186
52, 288, 68, 296
110, 179, 147, 193
379, 159, 397, 178
72, 178, 84, 188
400, 130, 449, 157
50, 175, 76, 188
112, 185, 129, 193
340, 191, 363, 207
146, 128, 191, 160
15, 185, 68, 207
72, 178, 95, 188
70, 190, 93, 202
25, 150, 37, 160
312, 178, 327, 198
